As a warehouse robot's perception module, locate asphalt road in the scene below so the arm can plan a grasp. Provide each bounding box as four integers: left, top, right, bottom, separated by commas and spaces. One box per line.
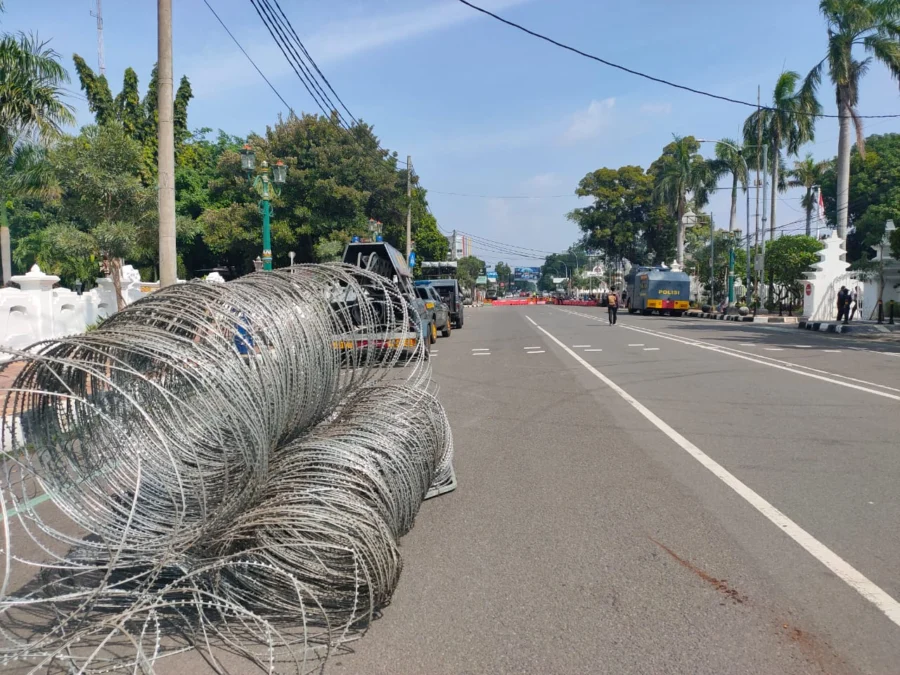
331, 306, 900, 675
6, 308, 900, 674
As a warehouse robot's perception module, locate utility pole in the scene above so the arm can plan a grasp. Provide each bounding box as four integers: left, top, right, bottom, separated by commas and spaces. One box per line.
406, 155, 412, 260
755, 85, 762, 295
90, 0, 105, 75
709, 213, 715, 306
157, 0, 177, 287
760, 145, 769, 307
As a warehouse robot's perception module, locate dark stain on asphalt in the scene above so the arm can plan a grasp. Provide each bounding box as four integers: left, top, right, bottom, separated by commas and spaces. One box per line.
781, 622, 856, 675
649, 537, 747, 605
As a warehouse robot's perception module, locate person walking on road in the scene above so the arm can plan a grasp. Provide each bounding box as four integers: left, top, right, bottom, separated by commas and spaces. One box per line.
607, 289, 619, 325
836, 286, 848, 323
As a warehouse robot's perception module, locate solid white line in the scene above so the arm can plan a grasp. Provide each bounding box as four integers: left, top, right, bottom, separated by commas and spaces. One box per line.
526, 318, 900, 628
620, 323, 900, 399
643, 347, 660, 351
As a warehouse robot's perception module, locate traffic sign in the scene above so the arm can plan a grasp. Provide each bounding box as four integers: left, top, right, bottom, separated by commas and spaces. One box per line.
805, 283, 812, 296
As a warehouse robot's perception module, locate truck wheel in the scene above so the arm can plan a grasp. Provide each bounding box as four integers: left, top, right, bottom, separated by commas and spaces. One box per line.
430, 321, 437, 344
441, 317, 452, 337
628, 308, 637, 315
455, 314, 464, 329
672, 310, 684, 317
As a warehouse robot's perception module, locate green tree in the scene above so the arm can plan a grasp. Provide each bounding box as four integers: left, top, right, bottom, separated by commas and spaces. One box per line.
764, 234, 823, 306
690, 230, 749, 304
743, 71, 820, 239
819, 133, 900, 261
456, 255, 485, 293
73, 56, 193, 180
709, 139, 749, 234
0, 31, 74, 281
650, 135, 715, 265
494, 261, 511, 290
788, 154, 831, 236
51, 124, 155, 227
805, 0, 900, 239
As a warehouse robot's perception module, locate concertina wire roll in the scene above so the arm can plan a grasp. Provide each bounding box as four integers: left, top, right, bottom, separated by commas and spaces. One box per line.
0, 263, 455, 674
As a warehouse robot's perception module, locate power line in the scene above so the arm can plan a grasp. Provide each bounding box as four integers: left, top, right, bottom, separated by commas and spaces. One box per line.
456, 0, 900, 120
201, 0, 295, 115
268, 0, 359, 127
429, 190, 577, 199
249, 0, 341, 125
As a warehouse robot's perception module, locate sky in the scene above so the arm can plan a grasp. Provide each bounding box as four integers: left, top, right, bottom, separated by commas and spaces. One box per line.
5, 0, 900, 268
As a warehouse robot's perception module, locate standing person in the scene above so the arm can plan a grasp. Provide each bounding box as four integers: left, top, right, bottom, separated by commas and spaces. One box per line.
836, 286, 848, 323
607, 289, 619, 325
843, 287, 853, 324
849, 286, 859, 321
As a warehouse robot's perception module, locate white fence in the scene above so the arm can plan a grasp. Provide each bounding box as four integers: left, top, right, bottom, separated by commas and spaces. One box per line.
0, 265, 161, 359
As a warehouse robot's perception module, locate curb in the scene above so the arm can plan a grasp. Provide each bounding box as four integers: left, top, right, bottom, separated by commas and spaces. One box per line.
685, 311, 799, 324
797, 320, 897, 335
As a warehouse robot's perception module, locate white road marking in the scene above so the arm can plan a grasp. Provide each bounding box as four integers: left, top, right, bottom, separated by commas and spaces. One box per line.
739, 343, 757, 347
584, 349, 603, 352
471, 348, 490, 352
764, 348, 785, 351
618, 323, 900, 399
524, 314, 900, 629
472, 353, 491, 357
643, 348, 660, 351
823, 349, 842, 353
794, 345, 814, 348
527, 350, 545, 354
628, 344, 645, 347
572, 344, 591, 348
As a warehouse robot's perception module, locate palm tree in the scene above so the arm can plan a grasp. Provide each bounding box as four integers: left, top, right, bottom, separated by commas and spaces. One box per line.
652, 135, 715, 265
743, 71, 821, 243
805, 0, 900, 240
710, 139, 749, 234
788, 154, 831, 237
0, 31, 74, 281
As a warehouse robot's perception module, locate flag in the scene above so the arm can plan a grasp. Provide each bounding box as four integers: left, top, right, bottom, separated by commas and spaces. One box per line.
816, 187, 825, 221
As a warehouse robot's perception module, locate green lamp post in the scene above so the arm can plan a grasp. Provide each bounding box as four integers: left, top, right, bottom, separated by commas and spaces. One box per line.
241, 145, 287, 271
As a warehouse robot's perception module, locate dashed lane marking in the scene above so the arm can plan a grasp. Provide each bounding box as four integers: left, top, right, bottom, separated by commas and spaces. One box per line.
584, 349, 603, 352
572, 344, 591, 348
471, 348, 490, 352
523, 314, 900, 629
643, 348, 660, 351
764, 348, 785, 352
472, 353, 491, 356
526, 350, 545, 354
628, 344, 645, 347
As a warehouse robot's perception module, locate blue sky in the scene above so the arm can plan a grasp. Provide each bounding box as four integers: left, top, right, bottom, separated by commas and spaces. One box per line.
5, 0, 900, 267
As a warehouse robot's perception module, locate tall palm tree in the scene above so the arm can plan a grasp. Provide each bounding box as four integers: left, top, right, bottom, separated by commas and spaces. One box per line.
710, 139, 749, 234
652, 135, 714, 266
805, 0, 900, 240
0, 31, 74, 282
743, 71, 821, 242
788, 154, 831, 237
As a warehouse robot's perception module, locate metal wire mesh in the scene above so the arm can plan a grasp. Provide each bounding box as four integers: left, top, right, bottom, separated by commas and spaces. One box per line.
0, 264, 453, 674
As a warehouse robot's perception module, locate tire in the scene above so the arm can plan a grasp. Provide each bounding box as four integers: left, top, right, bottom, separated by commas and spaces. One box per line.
441, 317, 452, 338
455, 313, 464, 329
429, 321, 437, 344
628, 308, 637, 315
672, 310, 684, 317
642, 309, 652, 316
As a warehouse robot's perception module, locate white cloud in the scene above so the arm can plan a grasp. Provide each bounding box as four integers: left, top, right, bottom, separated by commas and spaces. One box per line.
559, 98, 615, 145
187, 0, 532, 99
640, 102, 673, 115
524, 172, 561, 190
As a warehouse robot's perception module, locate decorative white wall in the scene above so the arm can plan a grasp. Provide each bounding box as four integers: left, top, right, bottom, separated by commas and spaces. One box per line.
0, 264, 162, 360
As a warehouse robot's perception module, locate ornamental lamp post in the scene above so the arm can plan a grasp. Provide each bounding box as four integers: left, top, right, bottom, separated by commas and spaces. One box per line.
288, 250, 295, 273
241, 145, 287, 271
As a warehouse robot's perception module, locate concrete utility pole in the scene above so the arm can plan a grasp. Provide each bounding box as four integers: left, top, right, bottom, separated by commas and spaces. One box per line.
157, 0, 177, 287
406, 155, 412, 260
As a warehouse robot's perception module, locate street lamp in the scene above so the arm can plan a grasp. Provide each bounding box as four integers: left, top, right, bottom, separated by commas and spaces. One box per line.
288, 250, 295, 273
241, 145, 287, 271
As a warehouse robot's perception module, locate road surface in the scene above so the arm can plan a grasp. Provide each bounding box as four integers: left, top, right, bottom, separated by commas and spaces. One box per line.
334, 306, 900, 674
